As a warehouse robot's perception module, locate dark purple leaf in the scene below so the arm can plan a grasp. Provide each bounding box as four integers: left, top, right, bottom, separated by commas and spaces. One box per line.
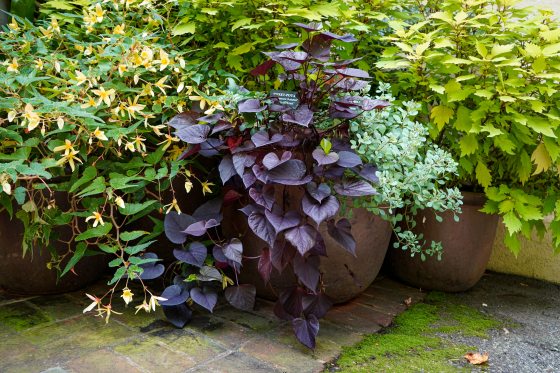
199, 138, 224, 157
242, 171, 257, 188
335, 67, 369, 79
293, 254, 320, 291
275, 42, 299, 50
293, 22, 322, 31
285, 224, 317, 256
315, 164, 345, 179
278, 132, 301, 147
302, 194, 340, 226
276, 287, 306, 320
238, 99, 266, 113
258, 248, 273, 284
164, 212, 196, 244
248, 210, 276, 246
312, 148, 339, 166
221, 238, 243, 264
183, 219, 219, 237
198, 113, 224, 124
270, 237, 296, 271
328, 58, 363, 67
231, 140, 255, 154
318, 31, 357, 42
334, 180, 377, 196
292, 315, 320, 349
198, 266, 222, 282
173, 242, 207, 267
282, 105, 314, 127
138, 253, 164, 280
358, 164, 379, 183
327, 218, 356, 256
163, 304, 192, 328
193, 198, 223, 222
250, 59, 276, 76
334, 78, 369, 91
251, 131, 284, 148
302, 34, 331, 61
225, 284, 256, 311
303, 292, 333, 318
175, 124, 211, 144
252, 164, 268, 183
168, 111, 199, 129
362, 99, 390, 111
211, 121, 233, 135
337, 151, 362, 168
159, 285, 190, 306
331, 139, 353, 152
262, 151, 292, 170
329, 106, 360, 119
308, 232, 327, 257
263, 51, 301, 71
239, 203, 258, 217
190, 287, 218, 312
219, 155, 236, 184
265, 209, 301, 233
249, 186, 275, 210
267, 159, 307, 183
233, 153, 256, 176
306, 182, 331, 203
212, 245, 229, 263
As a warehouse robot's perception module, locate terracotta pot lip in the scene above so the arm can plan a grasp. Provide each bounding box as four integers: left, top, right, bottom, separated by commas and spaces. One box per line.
460, 191, 487, 207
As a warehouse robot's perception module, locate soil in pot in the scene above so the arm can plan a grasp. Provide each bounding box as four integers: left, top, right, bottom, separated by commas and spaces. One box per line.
223, 199, 393, 304
0, 193, 106, 296
386, 192, 499, 292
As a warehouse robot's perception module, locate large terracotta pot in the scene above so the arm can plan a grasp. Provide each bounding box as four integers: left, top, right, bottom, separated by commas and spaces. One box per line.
386, 192, 498, 292
0, 193, 106, 295
223, 196, 392, 304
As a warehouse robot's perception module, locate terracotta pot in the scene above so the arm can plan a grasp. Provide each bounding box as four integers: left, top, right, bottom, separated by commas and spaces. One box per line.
0, 194, 106, 295
386, 192, 498, 292
223, 197, 392, 304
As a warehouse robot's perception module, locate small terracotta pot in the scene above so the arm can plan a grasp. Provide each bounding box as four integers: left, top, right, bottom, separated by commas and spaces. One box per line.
223, 196, 392, 304
0, 194, 106, 295
386, 192, 498, 292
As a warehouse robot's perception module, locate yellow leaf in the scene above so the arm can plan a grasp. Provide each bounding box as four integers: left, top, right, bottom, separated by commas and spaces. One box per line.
430, 105, 454, 131
475, 162, 492, 188
531, 143, 552, 175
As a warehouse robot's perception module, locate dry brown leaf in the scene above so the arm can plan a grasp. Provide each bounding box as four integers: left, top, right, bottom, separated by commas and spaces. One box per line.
403, 297, 412, 307
464, 352, 489, 365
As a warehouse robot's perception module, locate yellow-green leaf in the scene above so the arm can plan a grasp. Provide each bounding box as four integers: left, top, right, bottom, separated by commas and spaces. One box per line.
475, 161, 492, 188
173, 22, 196, 36
531, 143, 552, 175
231, 18, 252, 31
230, 42, 254, 56
459, 134, 478, 156
526, 116, 557, 138
430, 105, 454, 131
503, 211, 522, 234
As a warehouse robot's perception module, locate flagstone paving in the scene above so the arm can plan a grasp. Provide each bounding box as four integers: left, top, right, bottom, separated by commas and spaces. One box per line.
0, 276, 424, 373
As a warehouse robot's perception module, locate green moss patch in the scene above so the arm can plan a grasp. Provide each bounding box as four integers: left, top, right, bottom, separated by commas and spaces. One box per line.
0, 301, 52, 331
330, 292, 504, 372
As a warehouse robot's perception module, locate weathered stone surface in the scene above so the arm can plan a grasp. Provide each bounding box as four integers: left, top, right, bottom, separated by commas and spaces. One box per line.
0, 301, 51, 331
150, 327, 226, 363
187, 314, 259, 349
214, 305, 278, 332
65, 349, 144, 373
192, 351, 282, 373
29, 295, 83, 321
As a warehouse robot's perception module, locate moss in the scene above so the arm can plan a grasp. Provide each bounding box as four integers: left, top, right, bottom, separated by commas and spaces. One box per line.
331, 291, 504, 372
0, 302, 52, 331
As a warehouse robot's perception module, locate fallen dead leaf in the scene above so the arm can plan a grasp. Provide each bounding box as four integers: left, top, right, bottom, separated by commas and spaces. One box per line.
403, 297, 412, 307
464, 352, 489, 365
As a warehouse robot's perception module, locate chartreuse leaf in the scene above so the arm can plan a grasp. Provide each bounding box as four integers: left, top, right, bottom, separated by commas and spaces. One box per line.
503, 233, 521, 257
173, 21, 196, 36
320, 138, 332, 154
459, 134, 478, 156
430, 105, 454, 131
475, 162, 492, 188
531, 143, 552, 175
503, 212, 522, 234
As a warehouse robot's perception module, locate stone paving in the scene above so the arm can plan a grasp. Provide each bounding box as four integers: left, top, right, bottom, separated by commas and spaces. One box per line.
0, 276, 424, 373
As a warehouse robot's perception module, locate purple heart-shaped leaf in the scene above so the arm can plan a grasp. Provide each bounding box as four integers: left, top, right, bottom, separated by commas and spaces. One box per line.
334, 180, 377, 197
250, 59, 276, 77
302, 34, 331, 62
265, 209, 301, 233
164, 212, 196, 244
248, 210, 276, 247
211, 121, 233, 135
282, 105, 313, 127
335, 67, 369, 79
159, 285, 190, 306
252, 164, 268, 183
293, 254, 320, 291
267, 159, 307, 183
225, 284, 256, 311
173, 242, 207, 268
262, 151, 292, 170
221, 238, 243, 264
212, 245, 229, 263
168, 111, 199, 129
306, 182, 331, 203
233, 153, 256, 176
242, 170, 257, 188
303, 292, 333, 318
285, 224, 317, 256
192, 198, 223, 222
183, 219, 219, 237
138, 253, 165, 280
175, 124, 211, 144
270, 237, 296, 272
337, 151, 362, 168
327, 218, 356, 256
219, 155, 237, 184
249, 186, 275, 211
312, 148, 339, 166
293, 22, 322, 31
318, 31, 357, 42
238, 99, 266, 113
258, 248, 273, 284
302, 194, 340, 226
190, 287, 218, 312
198, 266, 222, 282
292, 315, 320, 349
199, 138, 224, 157
361, 99, 390, 111
251, 131, 284, 148
357, 164, 379, 183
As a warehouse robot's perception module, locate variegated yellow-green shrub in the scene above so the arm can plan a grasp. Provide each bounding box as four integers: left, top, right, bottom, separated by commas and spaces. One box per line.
376, 0, 560, 254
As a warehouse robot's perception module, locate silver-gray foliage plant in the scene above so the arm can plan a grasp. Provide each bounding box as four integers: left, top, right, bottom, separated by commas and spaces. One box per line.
349, 83, 463, 260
